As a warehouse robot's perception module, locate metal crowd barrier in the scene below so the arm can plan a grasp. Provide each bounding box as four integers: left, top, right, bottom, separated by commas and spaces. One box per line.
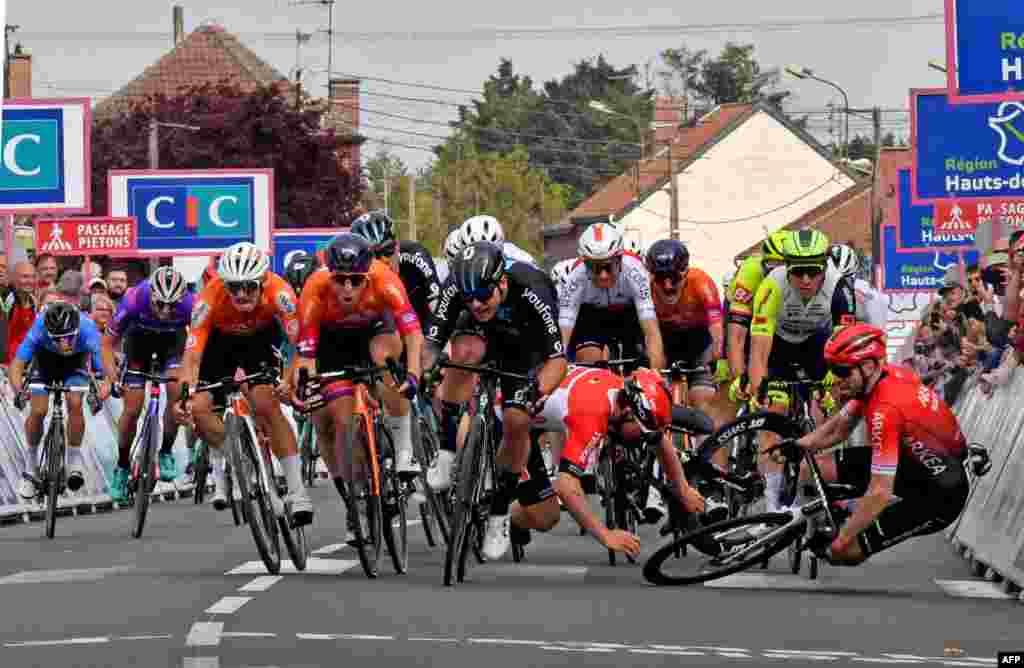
948, 369, 1024, 600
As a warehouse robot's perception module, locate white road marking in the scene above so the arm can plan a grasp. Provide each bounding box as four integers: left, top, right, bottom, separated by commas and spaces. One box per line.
205, 596, 252, 614
0, 567, 124, 585
185, 622, 224, 647
884, 655, 992, 663
409, 637, 460, 643
220, 632, 278, 638
766, 650, 859, 656
472, 564, 588, 578
649, 644, 750, 653
297, 633, 395, 641
182, 658, 220, 668
467, 638, 548, 647
763, 654, 840, 661
629, 649, 706, 656
541, 646, 616, 653
933, 579, 1014, 599
311, 543, 348, 556
117, 634, 174, 641
719, 653, 753, 659
4, 636, 109, 647
851, 659, 924, 664
704, 573, 825, 590
226, 558, 359, 576
239, 576, 282, 592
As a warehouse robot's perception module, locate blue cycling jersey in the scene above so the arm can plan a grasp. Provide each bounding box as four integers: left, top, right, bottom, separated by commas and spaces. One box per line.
15, 308, 104, 373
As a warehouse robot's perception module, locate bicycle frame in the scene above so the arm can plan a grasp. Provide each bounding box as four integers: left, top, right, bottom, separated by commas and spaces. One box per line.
226, 388, 286, 519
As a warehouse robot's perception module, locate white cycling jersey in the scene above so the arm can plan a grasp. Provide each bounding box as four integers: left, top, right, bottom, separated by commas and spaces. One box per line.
558, 253, 657, 328
503, 241, 538, 268
854, 278, 888, 329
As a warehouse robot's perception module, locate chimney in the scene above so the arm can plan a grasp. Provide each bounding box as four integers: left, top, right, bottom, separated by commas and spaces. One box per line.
6, 46, 32, 98
329, 77, 361, 180
173, 5, 185, 45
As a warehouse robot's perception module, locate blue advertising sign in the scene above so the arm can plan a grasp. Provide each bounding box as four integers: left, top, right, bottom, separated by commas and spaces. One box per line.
896, 169, 975, 251
0, 99, 90, 214
272, 232, 334, 274
108, 170, 274, 255
911, 89, 1024, 202
945, 0, 1024, 104
882, 226, 977, 292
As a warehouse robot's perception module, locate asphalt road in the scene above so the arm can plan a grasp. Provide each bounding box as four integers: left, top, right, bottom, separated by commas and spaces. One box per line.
0, 482, 1019, 668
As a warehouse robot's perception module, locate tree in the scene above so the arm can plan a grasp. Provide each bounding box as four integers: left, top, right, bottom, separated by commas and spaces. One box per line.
659, 42, 790, 111
363, 149, 408, 214
90, 81, 361, 227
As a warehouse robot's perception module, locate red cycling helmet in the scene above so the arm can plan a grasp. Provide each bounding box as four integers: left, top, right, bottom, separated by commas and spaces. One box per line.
623, 368, 673, 431
825, 323, 887, 367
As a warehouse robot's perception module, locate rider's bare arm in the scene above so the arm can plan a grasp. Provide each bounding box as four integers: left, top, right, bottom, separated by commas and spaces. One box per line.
639, 318, 666, 371
797, 405, 857, 452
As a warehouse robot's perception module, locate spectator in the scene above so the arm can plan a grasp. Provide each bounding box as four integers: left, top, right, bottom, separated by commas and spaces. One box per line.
965, 264, 996, 318
89, 293, 114, 331
1002, 230, 1024, 356
105, 267, 128, 306
34, 252, 59, 293
89, 276, 108, 297
0, 254, 8, 288
38, 287, 63, 307
57, 270, 85, 303
3, 261, 37, 366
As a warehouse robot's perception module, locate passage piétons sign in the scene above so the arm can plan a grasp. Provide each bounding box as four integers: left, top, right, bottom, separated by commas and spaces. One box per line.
35, 217, 137, 256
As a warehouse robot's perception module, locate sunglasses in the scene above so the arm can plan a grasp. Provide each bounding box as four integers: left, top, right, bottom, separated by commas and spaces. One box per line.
585, 258, 621, 275
331, 273, 368, 288
154, 300, 177, 313
462, 283, 497, 304
225, 280, 261, 295
653, 271, 685, 287
373, 241, 397, 258
50, 331, 78, 347
830, 365, 856, 379
789, 266, 824, 279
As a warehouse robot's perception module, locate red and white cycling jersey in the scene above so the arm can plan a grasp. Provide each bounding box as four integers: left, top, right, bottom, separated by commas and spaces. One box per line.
842, 365, 966, 477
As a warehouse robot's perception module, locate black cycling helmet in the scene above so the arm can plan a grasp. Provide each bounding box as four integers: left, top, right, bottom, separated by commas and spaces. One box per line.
325, 233, 373, 274
452, 241, 506, 301
351, 210, 396, 253
645, 239, 690, 275
44, 302, 80, 338
284, 252, 321, 293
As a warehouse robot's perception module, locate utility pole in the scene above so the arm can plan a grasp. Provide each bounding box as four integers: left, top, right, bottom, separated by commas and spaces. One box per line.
871, 105, 882, 286
292, 0, 335, 91
406, 175, 417, 242
293, 29, 312, 110
668, 140, 679, 239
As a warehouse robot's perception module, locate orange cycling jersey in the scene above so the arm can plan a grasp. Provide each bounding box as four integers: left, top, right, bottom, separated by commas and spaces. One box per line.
651, 266, 722, 330
297, 259, 420, 357
187, 273, 300, 355
843, 365, 966, 477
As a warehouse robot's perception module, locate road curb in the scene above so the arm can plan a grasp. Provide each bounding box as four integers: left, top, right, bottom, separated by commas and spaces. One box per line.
0, 482, 209, 527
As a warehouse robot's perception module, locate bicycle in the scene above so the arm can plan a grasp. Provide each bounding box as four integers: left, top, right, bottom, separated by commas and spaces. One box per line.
121, 353, 177, 539
297, 360, 411, 579
296, 412, 319, 487
190, 406, 244, 526
643, 413, 859, 586
409, 390, 450, 549
182, 366, 308, 575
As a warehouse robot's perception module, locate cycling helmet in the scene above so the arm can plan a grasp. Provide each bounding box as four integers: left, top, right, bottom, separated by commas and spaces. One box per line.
325, 233, 373, 274
622, 368, 672, 432
44, 302, 80, 338
550, 258, 576, 287
351, 210, 396, 252
623, 236, 643, 255
284, 252, 321, 294
829, 244, 860, 278
645, 239, 690, 275
783, 229, 830, 269
761, 231, 790, 263
150, 266, 187, 303
219, 242, 269, 283
578, 222, 623, 260
461, 215, 505, 245
444, 227, 466, 262
824, 323, 887, 366
452, 242, 506, 299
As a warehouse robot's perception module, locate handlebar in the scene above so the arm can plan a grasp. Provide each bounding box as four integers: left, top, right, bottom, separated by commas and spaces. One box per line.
26, 383, 91, 393
123, 369, 177, 385
438, 360, 533, 384
572, 358, 641, 371
179, 367, 278, 406
658, 362, 709, 379
295, 358, 411, 414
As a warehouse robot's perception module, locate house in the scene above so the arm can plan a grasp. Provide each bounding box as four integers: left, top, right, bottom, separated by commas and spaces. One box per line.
548, 102, 864, 288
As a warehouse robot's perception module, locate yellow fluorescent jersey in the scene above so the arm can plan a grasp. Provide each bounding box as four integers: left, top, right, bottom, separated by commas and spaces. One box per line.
726, 255, 768, 324
750, 265, 856, 342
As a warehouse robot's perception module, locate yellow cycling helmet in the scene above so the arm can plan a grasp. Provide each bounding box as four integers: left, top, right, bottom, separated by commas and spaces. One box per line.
761, 231, 790, 263
783, 229, 830, 269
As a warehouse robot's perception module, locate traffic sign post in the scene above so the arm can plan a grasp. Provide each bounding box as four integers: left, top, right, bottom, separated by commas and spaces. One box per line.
945, 0, 1024, 104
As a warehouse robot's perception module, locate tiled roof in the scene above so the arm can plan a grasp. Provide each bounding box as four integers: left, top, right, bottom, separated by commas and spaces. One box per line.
93, 24, 291, 118
568, 103, 754, 222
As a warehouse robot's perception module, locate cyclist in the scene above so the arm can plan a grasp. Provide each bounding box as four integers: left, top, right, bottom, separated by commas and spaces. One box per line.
460, 215, 538, 268
738, 229, 855, 512
283, 252, 322, 298
550, 258, 575, 296
291, 233, 424, 515
532, 365, 706, 558
102, 267, 193, 502
175, 242, 313, 526
423, 241, 567, 560
559, 222, 665, 370
830, 244, 887, 329
725, 231, 791, 383
794, 324, 968, 565
351, 210, 441, 325
9, 303, 113, 499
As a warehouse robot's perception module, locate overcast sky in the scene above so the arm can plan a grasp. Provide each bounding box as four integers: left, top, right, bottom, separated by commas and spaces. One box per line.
9, 0, 949, 170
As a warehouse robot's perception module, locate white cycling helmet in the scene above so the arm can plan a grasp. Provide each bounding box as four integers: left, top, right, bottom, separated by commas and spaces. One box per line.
461, 215, 505, 245
150, 266, 187, 303
622, 236, 643, 255
578, 222, 624, 260
219, 242, 269, 283
444, 227, 466, 262
829, 244, 860, 278
550, 258, 576, 287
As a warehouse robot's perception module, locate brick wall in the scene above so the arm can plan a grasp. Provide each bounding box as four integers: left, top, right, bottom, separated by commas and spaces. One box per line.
329, 77, 360, 182
7, 53, 31, 98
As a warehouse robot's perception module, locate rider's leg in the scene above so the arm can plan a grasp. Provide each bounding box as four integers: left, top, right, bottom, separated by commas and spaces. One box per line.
249, 382, 312, 524
319, 390, 355, 496
428, 334, 484, 490
368, 332, 416, 474
484, 399, 532, 560
191, 390, 229, 507
157, 379, 185, 480
116, 387, 145, 469
65, 392, 86, 491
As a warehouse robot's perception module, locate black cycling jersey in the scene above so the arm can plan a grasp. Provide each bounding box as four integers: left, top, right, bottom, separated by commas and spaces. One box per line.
426, 261, 564, 361
397, 241, 441, 324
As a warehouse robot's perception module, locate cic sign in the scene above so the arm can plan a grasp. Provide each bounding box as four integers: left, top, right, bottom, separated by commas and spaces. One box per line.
107, 169, 274, 256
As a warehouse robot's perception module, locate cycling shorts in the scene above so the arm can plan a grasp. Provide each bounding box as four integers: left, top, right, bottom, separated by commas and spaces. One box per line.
28, 350, 90, 397
569, 303, 643, 358
492, 418, 555, 507
662, 327, 715, 391
123, 329, 186, 388
452, 311, 539, 412
835, 445, 969, 559
766, 331, 829, 382
315, 315, 397, 402
198, 326, 282, 406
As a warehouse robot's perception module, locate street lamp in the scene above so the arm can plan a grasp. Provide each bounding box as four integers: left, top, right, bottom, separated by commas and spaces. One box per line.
786, 65, 851, 159
589, 100, 646, 198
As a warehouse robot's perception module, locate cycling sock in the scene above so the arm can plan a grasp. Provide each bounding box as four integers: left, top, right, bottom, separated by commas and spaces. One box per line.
765, 472, 783, 512
26, 446, 39, 475
385, 413, 412, 459
439, 401, 461, 454
489, 470, 522, 516
281, 454, 303, 494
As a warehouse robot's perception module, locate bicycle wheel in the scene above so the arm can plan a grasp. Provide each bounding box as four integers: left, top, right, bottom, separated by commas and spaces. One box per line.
346, 411, 384, 578
193, 440, 209, 505
413, 414, 450, 547
643, 512, 800, 586
131, 414, 157, 539
598, 449, 618, 566
228, 415, 281, 574
300, 421, 317, 488
273, 440, 308, 572
43, 422, 65, 540
225, 464, 244, 526
444, 414, 487, 586
378, 421, 408, 574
